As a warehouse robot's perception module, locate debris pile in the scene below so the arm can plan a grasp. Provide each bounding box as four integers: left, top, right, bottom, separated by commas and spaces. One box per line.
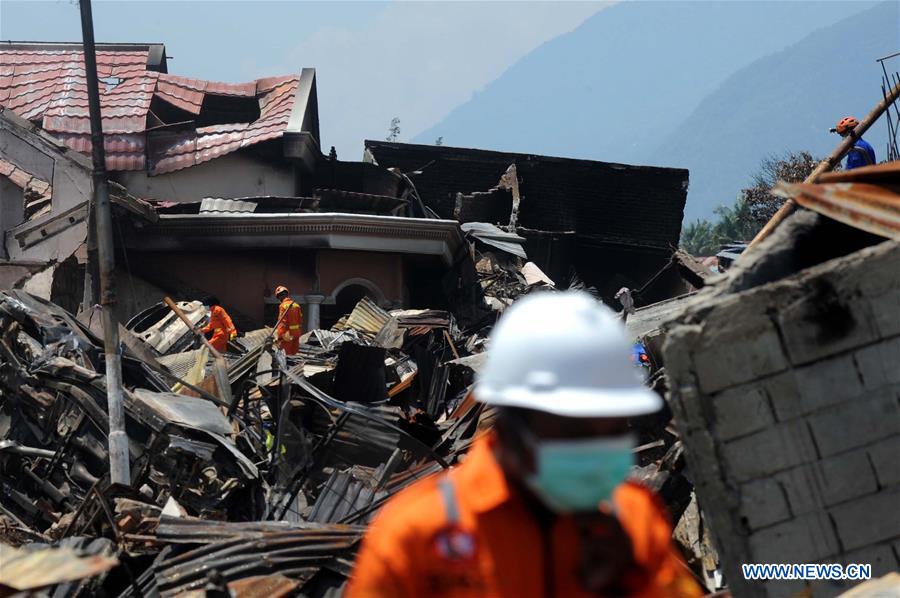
0, 230, 709, 595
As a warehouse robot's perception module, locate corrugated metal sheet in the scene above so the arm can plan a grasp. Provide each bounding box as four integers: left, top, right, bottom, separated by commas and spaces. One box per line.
1, 48, 298, 174
0, 544, 118, 591
773, 161, 900, 240
333, 297, 391, 337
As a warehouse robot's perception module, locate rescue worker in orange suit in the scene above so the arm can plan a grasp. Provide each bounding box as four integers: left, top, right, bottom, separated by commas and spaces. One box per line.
348, 292, 703, 598
200, 296, 237, 353
274, 285, 303, 355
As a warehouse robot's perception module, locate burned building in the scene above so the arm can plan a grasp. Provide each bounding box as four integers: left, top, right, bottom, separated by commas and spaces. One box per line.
364, 140, 692, 305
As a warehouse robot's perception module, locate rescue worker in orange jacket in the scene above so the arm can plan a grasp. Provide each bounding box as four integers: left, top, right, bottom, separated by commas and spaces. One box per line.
200, 296, 237, 353
274, 285, 302, 355
348, 293, 703, 598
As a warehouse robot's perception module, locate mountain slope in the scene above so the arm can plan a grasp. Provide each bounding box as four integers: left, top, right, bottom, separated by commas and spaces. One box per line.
648, 1, 898, 220
410, 1, 879, 216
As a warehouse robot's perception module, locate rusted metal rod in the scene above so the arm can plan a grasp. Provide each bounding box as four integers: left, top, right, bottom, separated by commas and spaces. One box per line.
79, 0, 130, 486
748, 78, 900, 249
163, 297, 233, 407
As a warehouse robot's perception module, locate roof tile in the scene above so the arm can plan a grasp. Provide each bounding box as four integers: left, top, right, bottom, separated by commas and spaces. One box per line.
1, 47, 299, 173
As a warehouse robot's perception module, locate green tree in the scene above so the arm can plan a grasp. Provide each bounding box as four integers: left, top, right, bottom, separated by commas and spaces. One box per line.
740, 151, 818, 228
680, 219, 717, 256
680, 151, 820, 256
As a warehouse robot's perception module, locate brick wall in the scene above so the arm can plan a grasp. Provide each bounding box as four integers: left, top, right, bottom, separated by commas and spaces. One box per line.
663, 240, 900, 597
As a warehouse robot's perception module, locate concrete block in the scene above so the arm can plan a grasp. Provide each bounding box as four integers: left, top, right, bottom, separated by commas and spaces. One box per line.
868, 287, 900, 338
722, 420, 818, 482
819, 449, 879, 506
714, 384, 775, 442
748, 511, 839, 564
762, 371, 803, 422
739, 478, 792, 530
867, 436, 900, 488
774, 450, 879, 517
808, 392, 899, 457
853, 336, 900, 390
842, 543, 899, 578
691, 294, 789, 394
776, 278, 881, 366
769, 355, 864, 420
829, 486, 900, 551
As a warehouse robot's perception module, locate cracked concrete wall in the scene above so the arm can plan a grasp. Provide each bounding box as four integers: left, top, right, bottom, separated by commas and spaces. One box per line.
663, 238, 900, 597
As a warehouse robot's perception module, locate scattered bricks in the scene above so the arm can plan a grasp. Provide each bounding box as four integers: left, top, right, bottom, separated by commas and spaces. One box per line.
807, 392, 899, 457
722, 420, 818, 483
866, 436, 900, 488
829, 486, 900, 551
713, 384, 775, 442
748, 511, 839, 564
842, 543, 900, 578
738, 478, 791, 530
853, 336, 900, 391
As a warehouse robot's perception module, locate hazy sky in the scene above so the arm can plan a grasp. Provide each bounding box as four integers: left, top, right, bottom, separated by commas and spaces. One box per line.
1, 1, 609, 157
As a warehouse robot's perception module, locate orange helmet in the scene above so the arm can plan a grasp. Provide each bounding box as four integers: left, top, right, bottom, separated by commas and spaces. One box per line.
275, 285, 290, 297
832, 116, 859, 135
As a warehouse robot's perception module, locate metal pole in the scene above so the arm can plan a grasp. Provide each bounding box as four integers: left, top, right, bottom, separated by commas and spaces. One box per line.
747, 79, 900, 249
79, 0, 130, 485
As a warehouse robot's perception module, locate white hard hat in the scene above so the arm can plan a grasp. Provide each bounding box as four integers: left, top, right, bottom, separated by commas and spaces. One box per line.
475, 291, 663, 417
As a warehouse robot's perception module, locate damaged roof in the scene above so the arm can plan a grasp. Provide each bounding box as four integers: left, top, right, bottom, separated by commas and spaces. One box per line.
773, 160, 900, 240
0, 43, 304, 174
364, 140, 689, 251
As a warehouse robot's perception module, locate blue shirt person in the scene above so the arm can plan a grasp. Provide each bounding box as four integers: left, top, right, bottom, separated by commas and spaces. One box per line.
831, 116, 876, 170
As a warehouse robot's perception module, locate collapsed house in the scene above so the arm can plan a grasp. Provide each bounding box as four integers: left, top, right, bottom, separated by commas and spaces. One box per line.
1, 43, 701, 330
661, 162, 900, 596
0, 39, 733, 596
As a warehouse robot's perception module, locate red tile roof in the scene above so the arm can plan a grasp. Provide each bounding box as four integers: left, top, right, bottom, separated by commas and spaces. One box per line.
0, 48, 299, 174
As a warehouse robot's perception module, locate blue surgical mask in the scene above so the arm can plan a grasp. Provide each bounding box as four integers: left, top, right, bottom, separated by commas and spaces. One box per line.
521, 433, 636, 513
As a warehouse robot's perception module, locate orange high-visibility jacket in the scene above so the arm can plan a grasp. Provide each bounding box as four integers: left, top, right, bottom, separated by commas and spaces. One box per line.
348, 432, 702, 598
201, 305, 236, 353
276, 298, 303, 355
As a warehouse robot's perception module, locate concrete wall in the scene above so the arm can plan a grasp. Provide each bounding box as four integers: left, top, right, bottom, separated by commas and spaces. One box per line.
128, 248, 316, 325
114, 152, 295, 202
663, 239, 900, 597
126, 248, 406, 327
316, 249, 404, 307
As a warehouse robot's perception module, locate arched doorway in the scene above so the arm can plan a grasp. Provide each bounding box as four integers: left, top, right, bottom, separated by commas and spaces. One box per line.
320, 278, 387, 329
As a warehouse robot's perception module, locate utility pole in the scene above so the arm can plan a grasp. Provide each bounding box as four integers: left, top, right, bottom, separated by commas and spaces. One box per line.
79, 0, 130, 485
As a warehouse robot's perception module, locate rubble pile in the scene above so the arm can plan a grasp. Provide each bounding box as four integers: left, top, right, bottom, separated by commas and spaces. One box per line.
0, 237, 708, 596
